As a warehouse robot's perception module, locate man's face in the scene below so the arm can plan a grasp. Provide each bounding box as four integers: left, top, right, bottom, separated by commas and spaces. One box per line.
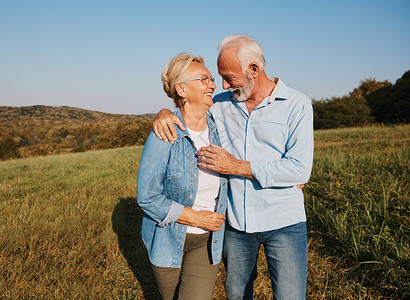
217, 49, 254, 102
229, 70, 254, 102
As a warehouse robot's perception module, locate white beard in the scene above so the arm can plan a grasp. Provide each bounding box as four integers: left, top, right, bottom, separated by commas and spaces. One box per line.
229, 72, 254, 102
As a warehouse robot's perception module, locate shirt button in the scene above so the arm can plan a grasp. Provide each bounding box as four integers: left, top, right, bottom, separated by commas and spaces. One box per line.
220, 204, 223, 207
214, 240, 217, 243
223, 183, 226, 186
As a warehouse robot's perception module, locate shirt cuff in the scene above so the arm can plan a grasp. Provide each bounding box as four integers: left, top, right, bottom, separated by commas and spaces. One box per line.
157, 201, 185, 228
250, 160, 272, 188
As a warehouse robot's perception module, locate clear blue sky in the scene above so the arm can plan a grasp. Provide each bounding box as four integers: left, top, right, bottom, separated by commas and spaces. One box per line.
1, 0, 409, 115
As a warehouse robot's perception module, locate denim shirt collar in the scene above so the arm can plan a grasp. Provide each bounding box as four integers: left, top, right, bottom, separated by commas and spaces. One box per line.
174, 108, 217, 141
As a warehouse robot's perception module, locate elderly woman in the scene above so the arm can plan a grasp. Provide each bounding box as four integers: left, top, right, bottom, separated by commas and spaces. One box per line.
137, 53, 228, 300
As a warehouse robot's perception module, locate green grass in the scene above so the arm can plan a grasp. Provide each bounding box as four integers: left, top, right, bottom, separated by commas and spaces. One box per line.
0, 147, 159, 299
305, 125, 409, 298
0, 125, 409, 299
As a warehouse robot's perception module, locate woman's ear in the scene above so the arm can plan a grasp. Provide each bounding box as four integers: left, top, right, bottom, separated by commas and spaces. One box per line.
175, 83, 186, 98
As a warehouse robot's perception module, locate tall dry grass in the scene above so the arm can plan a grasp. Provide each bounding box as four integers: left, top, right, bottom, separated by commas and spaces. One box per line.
0, 124, 408, 299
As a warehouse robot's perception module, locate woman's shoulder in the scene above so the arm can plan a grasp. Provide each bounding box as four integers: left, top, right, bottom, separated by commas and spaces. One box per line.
144, 130, 174, 151
144, 124, 189, 150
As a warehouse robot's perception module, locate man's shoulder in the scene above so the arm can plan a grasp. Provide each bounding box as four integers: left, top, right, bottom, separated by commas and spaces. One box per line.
285, 86, 311, 105
213, 91, 233, 103
279, 85, 312, 114
210, 91, 235, 116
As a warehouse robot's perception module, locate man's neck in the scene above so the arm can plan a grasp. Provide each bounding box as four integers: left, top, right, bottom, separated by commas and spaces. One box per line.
245, 73, 276, 114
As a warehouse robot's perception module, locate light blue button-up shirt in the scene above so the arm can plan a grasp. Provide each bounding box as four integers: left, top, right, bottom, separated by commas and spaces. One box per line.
209, 79, 314, 233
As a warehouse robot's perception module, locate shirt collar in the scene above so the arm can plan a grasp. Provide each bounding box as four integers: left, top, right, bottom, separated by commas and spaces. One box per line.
232, 78, 289, 113
174, 108, 216, 140
267, 78, 288, 103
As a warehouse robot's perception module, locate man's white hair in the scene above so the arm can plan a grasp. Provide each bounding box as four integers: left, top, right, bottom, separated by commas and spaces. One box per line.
217, 34, 266, 72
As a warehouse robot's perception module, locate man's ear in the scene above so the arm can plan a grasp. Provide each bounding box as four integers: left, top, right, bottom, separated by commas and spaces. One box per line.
175, 83, 186, 98
249, 63, 259, 78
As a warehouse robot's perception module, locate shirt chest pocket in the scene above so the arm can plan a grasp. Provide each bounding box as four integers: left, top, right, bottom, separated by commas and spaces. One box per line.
164, 168, 184, 195
258, 120, 287, 152
165, 168, 183, 180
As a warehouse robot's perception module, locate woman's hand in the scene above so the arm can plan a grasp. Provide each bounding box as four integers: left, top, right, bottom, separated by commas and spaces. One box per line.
177, 208, 225, 231
195, 211, 226, 232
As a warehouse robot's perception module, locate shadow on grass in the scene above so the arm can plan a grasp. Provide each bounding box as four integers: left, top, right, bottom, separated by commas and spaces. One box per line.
112, 197, 161, 300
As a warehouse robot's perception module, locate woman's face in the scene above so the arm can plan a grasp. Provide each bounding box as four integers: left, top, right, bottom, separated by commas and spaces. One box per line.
182, 62, 216, 110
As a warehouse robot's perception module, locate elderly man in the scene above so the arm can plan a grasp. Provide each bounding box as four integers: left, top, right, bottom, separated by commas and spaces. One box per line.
153, 34, 314, 300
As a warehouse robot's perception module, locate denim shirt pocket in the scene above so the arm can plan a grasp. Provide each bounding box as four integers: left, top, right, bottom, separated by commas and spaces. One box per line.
165, 168, 183, 180
164, 167, 184, 199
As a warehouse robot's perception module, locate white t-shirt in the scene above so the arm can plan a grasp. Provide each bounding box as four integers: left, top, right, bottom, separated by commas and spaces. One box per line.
186, 125, 221, 234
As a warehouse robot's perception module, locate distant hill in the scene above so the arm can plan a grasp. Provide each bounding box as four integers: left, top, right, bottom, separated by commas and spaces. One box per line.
0, 105, 155, 121
0, 105, 155, 160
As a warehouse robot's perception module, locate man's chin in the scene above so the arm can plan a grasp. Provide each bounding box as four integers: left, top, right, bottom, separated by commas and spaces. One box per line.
233, 95, 247, 102
231, 91, 247, 102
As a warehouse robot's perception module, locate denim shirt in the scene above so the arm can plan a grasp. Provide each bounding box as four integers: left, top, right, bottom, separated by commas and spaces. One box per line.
137, 108, 228, 268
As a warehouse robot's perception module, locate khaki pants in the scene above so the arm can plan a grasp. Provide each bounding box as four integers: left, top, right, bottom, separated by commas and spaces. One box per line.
151, 232, 220, 300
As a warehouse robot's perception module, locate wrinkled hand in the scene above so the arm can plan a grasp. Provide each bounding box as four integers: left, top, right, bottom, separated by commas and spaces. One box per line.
195, 211, 226, 231
198, 144, 309, 185
153, 109, 185, 143
197, 143, 241, 175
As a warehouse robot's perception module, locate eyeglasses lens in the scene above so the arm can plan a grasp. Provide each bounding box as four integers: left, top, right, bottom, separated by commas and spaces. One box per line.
200, 76, 214, 85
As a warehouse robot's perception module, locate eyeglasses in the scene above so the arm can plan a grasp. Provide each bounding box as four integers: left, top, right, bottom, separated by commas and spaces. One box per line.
182, 75, 215, 85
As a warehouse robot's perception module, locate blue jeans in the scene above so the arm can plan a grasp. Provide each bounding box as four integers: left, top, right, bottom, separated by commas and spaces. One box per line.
223, 222, 308, 300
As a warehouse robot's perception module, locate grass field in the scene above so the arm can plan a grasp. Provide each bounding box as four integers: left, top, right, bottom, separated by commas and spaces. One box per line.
1, 125, 409, 299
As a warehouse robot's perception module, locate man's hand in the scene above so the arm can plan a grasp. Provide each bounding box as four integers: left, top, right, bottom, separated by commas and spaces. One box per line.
198, 144, 308, 188
198, 143, 254, 179
153, 109, 186, 143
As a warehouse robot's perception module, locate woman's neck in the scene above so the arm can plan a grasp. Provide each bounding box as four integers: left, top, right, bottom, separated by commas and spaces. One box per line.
180, 104, 208, 131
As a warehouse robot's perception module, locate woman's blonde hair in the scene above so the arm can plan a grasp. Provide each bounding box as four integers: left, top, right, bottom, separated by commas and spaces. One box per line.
161, 53, 205, 107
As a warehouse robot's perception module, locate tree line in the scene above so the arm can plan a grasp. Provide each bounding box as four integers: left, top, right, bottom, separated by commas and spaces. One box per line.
313, 70, 409, 129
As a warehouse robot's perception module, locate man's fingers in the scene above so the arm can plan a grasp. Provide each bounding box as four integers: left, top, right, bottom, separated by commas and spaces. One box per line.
198, 162, 218, 172
153, 110, 185, 143
154, 123, 169, 143
198, 156, 216, 165
200, 145, 219, 154
197, 146, 221, 159
160, 120, 176, 144
198, 151, 218, 161
153, 123, 161, 141
161, 118, 177, 142
173, 118, 186, 131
